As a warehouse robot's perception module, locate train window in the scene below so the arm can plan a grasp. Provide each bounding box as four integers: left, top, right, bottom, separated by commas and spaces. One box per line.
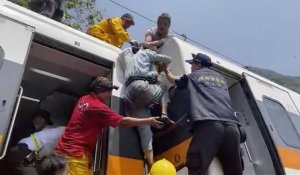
263, 97, 300, 148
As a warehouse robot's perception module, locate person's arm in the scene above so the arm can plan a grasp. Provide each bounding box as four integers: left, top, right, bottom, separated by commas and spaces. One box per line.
143, 28, 166, 49
155, 53, 172, 64
145, 49, 172, 64
141, 40, 165, 48
164, 67, 178, 84
161, 101, 168, 115
84, 102, 163, 129
120, 117, 163, 128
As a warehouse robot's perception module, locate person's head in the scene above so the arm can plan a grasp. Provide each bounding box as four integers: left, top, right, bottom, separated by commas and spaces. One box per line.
121, 13, 135, 29
157, 13, 171, 37
149, 158, 176, 175
185, 53, 212, 72
89, 76, 119, 101
37, 155, 69, 175
32, 110, 53, 131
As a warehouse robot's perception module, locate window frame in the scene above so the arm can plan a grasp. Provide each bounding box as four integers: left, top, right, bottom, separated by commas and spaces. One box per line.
263, 96, 300, 149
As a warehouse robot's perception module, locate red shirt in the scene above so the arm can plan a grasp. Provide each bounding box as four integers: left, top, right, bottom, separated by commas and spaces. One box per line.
55, 93, 123, 158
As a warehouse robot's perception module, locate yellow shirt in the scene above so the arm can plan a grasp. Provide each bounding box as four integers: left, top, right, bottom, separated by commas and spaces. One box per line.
87, 17, 131, 48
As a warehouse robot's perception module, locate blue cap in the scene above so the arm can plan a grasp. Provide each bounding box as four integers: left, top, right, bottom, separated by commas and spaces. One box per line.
185, 53, 212, 67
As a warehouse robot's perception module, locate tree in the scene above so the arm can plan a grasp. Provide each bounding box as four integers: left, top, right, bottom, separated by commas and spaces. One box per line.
8, 0, 102, 31
9, 0, 29, 8
63, 0, 103, 31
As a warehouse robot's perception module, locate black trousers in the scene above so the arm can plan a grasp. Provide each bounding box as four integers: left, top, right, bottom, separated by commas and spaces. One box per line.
186, 121, 242, 175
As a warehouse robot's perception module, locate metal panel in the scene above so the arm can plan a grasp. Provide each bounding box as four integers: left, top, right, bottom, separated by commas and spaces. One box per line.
244, 74, 300, 147
0, 15, 33, 159
244, 73, 300, 174
229, 82, 274, 175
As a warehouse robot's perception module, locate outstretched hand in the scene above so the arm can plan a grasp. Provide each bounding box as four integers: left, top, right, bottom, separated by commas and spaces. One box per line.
149, 117, 164, 129
160, 114, 175, 126
140, 41, 150, 48
161, 63, 169, 72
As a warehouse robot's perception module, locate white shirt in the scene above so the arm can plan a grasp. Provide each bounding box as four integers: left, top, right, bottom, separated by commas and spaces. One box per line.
118, 47, 134, 72
19, 127, 65, 158
145, 27, 174, 42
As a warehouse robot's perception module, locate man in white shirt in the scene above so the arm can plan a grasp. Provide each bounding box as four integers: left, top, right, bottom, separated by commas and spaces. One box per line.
7, 127, 65, 175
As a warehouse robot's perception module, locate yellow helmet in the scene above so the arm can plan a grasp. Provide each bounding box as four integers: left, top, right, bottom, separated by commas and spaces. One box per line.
149, 159, 176, 175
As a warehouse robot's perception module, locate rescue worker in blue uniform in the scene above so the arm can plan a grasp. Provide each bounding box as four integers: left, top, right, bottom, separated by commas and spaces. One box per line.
163, 53, 242, 175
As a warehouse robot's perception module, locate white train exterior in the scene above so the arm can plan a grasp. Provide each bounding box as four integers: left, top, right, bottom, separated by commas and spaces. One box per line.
0, 1, 300, 174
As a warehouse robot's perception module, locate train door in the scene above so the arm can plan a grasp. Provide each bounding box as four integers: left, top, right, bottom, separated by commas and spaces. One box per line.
243, 73, 300, 175
0, 15, 33, 159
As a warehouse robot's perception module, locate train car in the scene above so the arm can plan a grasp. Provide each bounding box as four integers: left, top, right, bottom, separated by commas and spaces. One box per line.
0, 1, 299, 174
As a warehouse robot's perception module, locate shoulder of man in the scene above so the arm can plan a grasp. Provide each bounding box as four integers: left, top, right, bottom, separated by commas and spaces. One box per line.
107, 17, 122, 24
76, 94, 95, 112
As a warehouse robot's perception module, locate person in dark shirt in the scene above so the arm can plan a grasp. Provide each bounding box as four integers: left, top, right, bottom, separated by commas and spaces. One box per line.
163, 53, 242, 175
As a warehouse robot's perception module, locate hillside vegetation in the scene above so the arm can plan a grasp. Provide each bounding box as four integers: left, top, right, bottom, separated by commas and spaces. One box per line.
248, 66, 300, 94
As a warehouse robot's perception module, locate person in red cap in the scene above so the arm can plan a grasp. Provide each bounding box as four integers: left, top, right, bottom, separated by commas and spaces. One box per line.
55, 76, 163, 175
87, 13, 135, 48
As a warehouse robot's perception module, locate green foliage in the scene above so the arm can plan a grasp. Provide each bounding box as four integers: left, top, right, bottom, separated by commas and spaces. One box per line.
62, 0, 102, 31
17, 0, 29, 8
9, 0, 29, 8
9, 0, 102, 31
248, 66, 300, 94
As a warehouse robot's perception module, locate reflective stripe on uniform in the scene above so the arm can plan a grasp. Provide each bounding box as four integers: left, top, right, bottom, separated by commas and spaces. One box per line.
30, 133, 42, 159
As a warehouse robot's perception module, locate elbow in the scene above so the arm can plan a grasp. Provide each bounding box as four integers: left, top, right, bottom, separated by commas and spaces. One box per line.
161, 56, 172, 64
120, 119, 127, 127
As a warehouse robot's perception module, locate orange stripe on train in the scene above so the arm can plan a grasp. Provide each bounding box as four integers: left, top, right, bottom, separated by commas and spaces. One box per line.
106, 138, 191, 174
277, 147, 300, 170
106, 155, 144, 175
155, 138, 192, 169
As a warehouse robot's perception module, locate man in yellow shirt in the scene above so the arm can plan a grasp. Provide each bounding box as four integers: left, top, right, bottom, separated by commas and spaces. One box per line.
87, 13, 135, 48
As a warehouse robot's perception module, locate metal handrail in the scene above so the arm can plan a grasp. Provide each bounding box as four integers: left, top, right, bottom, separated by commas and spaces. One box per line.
0, 86, 23, 160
